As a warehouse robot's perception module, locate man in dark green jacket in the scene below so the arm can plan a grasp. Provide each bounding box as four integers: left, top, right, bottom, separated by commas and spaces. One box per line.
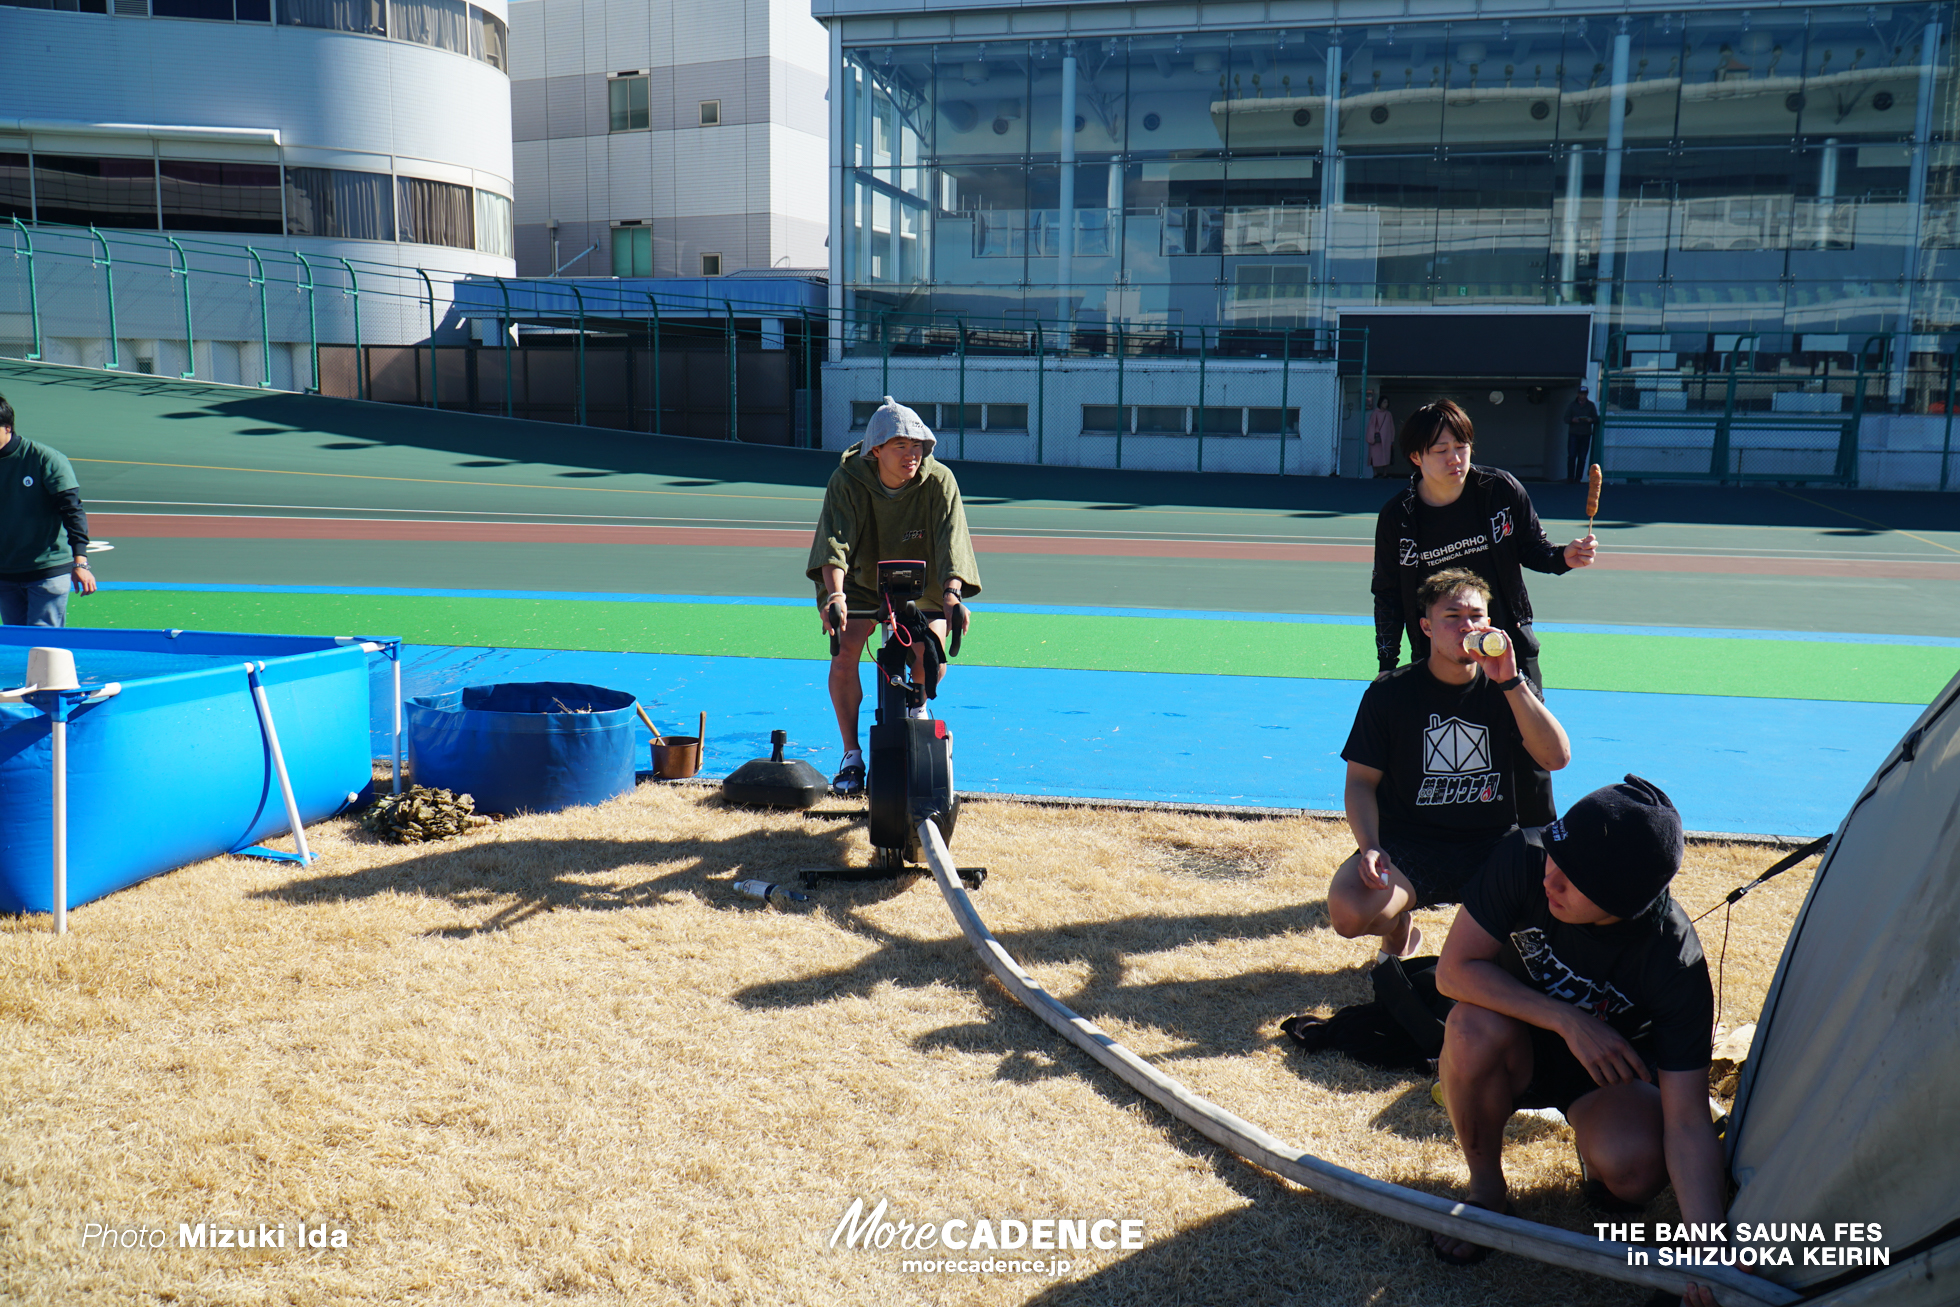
0, 392, 96, 626
806, 397, 981, 796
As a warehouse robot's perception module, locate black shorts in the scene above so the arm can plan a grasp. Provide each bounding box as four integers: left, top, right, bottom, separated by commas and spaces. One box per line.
1372, 829, 1513, 910
1515, 1025, 1659, 1114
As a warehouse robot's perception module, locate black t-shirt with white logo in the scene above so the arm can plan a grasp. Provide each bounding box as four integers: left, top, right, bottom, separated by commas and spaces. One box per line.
1463, 830, 1714, 1072
1342, 662, 1523, 844
1397, 492, 1517, 660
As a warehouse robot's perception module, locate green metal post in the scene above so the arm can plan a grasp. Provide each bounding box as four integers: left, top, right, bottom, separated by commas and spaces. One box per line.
567, 283, 588, 426
799, 306, 814, 448
246, 246, 272, 387
1279, 326, 1290, 474
163, 235, 194, 378
956, 313, 966, 455
1196, 325, 1208, 473
293, 252, 320, 393
1942, 346, 1956, 492
335, 258, 364, 400
494, 276, 513, 418
9, 217, 41, 361
1711, 335, 1750, 482
654, 293, 670, 436
1846, 361, 1872, 486
1114, 319, 1125, 470
725, 300, 739, 441
1034, 320, 1045, 464
416, 267, 439, 408
1357, 328, 1372, 478
88, 227, 120, 369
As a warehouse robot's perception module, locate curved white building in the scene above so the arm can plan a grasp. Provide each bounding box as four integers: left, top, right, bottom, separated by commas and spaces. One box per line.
0, 0, 515, 388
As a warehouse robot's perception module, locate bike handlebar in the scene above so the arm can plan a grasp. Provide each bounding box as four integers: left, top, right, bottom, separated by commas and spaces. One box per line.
820, 594, 964, 660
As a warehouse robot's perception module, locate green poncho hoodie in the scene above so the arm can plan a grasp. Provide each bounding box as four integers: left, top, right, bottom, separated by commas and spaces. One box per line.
805, 442, 982, 612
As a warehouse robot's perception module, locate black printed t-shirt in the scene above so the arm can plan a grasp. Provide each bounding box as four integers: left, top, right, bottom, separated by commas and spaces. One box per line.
1341, 662, 1523, 844
1462, 830, 1714, 1072
1408, 492, 1516, 641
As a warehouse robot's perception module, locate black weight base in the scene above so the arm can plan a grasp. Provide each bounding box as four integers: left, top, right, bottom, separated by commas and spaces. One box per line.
797, 857, 988, 890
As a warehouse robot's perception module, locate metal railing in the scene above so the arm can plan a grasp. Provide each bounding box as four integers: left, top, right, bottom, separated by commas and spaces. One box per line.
1598, 330, 1960, 488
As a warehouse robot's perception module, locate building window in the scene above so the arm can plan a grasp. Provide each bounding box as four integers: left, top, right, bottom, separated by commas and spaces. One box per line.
471, 5, 506, 71
396, 176, 474, 249
152, 0, 265, 18
613, 226, 652, 277
700, 252, 722, 276
279, 0, 382, 35
475, 190, 512, 258
285, 167, 395, 240
31, 155, 159, 230
393, 0, 466, 55
0, 154, 29, 224
159, 160, 282, 234
0, 0, 111, 10
699, 100, 721, 127
609, 76, 649, 133
151, 0, 269, 18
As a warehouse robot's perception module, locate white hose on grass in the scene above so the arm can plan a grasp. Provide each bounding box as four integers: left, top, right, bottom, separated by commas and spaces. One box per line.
919, 820, 1796, 1307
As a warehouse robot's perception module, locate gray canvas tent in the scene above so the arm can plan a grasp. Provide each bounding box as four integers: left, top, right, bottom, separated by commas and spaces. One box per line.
1729, 667, 1960, 1303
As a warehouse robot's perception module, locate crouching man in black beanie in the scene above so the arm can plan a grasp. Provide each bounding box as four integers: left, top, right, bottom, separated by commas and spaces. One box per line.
1429, 776, 1725, 1286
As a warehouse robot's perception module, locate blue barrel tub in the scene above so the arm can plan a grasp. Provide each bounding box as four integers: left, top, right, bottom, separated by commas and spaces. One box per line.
406, 681, 638, 816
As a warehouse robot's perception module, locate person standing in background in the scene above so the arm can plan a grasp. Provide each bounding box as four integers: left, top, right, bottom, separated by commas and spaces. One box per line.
0, 392, 95, 627
1563, 386, 1600, 483
1366, 392, 1397, 477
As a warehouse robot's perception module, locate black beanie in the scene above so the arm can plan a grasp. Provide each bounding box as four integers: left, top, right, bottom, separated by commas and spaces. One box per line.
1542, 775, 1685, 920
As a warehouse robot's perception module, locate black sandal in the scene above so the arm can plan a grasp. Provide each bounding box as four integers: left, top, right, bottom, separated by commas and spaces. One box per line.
830, 760, 865, 798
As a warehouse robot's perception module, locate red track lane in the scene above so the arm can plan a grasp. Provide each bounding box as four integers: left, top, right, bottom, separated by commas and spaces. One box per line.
90, 513, 1960, 579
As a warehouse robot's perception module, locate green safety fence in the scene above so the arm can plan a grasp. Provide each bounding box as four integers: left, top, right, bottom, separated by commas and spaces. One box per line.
1597, 329, 1960, 489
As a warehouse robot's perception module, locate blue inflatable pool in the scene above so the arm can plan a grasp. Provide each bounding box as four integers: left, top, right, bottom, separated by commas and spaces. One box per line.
0, 628, 389, 916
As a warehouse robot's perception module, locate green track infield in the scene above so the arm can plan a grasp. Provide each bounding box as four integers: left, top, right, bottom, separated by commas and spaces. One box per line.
68, 589, 1954, 705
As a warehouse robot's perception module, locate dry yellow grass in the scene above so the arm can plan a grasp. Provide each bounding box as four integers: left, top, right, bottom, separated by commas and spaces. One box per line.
1, 781, 1813, 1306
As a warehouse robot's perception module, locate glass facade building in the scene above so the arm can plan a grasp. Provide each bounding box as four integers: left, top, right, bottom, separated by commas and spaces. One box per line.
833, 6, 1957, 356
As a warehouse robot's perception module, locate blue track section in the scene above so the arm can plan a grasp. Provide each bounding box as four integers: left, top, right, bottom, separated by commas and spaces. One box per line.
367, 646, 1914, 838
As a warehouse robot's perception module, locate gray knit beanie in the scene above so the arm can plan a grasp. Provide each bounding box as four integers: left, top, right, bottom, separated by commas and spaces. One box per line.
862, 397, 936, 458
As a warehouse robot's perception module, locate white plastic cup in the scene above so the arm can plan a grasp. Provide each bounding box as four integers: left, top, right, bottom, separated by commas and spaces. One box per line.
27, 647, 80, 691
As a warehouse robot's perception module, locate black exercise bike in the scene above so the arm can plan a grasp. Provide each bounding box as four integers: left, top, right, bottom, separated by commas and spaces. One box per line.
819, 560, 977, 882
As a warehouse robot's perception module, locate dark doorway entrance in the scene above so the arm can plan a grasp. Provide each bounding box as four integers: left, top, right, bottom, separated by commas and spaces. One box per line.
1346, 311, 1590, 481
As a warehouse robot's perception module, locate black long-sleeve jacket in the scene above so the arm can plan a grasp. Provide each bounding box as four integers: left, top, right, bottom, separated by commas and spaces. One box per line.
1371, 465, 1571, 673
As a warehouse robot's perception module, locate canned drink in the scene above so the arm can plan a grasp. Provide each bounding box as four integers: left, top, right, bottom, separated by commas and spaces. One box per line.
1463, 630, 1507, 658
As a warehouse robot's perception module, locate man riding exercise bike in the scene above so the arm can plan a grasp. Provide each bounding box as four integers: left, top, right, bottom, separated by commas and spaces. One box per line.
808, 396, 980, 800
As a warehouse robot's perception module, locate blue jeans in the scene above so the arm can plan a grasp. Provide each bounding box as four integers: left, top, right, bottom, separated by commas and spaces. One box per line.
0, 572, 72, 626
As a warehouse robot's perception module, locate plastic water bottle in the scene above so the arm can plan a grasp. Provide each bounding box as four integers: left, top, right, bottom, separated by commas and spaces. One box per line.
734, 878, 810, 906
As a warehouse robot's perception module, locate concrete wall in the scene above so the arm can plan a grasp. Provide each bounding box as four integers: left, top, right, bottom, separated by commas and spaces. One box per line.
508, 0, 828, 278
821, 356, 1341, 473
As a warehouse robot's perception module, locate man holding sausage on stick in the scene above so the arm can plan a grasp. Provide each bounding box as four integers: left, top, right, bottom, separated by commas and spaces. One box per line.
1329, 568, 1572, 963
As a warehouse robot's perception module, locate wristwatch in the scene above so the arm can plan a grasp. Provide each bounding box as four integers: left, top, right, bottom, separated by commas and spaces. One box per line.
1493, 674, 1523, 692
